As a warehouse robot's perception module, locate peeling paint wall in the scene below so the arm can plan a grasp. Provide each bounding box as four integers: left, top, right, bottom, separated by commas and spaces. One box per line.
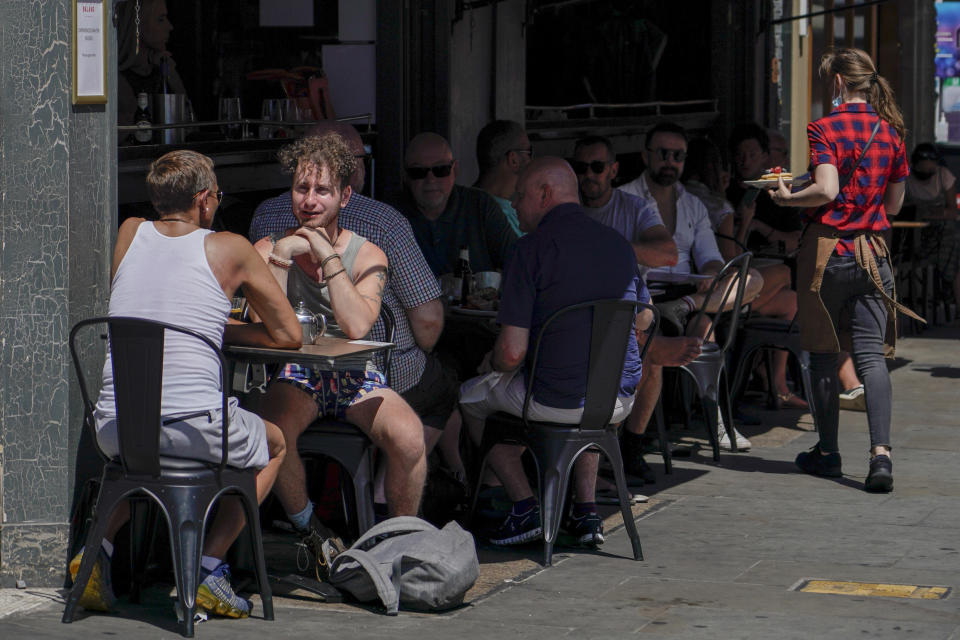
0, 0, 114, 587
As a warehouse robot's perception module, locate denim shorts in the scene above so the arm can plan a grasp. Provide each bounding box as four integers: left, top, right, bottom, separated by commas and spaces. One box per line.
276, 363, 388, 420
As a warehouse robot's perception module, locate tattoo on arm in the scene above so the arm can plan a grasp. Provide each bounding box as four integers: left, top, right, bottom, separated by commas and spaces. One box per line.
374, 271, 386, 299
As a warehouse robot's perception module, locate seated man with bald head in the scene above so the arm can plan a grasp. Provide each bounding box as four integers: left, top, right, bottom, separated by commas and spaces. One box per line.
460, 157, 648, 549
392, 132, 519, 277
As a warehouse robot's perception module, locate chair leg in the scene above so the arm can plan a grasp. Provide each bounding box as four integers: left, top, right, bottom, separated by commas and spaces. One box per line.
62, 490, 125, 624
763, 350, 777, 409
604, 441, 643, 561
701, 395, 722, 461
162, 489, 210, 638
238, 489, 274, 621
719, 368, 737, 453
653, 399, 671, 474
352, 451, 376, 536
536, 453, 572, 567
128, 497, 158, 604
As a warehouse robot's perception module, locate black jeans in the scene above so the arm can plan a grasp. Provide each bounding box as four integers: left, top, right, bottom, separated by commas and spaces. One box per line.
809, 254, 894, 453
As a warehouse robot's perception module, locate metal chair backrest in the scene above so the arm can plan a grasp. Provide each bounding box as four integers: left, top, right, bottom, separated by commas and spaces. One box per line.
686, 252, 753, 355
521, 298, 658, 430
377, 303, 397, 386
69, 316, 229, 478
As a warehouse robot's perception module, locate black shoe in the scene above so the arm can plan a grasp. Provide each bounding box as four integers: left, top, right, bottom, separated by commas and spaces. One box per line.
795, 444, 843, 478
864, 455, 893, 492
623, 453, 657, 484
295, 513, 346, 581
560, 511, 604, 548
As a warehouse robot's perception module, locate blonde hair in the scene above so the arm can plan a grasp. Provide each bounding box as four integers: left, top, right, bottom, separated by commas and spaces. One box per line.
277, 133, 356, 191
819, 47, 905, 140
146, 150, 216, 215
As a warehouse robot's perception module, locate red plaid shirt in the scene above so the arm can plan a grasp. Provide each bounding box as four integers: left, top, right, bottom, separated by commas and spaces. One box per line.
807, 103, 909, 255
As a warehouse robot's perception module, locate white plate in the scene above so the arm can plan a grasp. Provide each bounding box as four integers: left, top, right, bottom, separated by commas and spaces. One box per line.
645, 270, 715, 284
743, 177, 793, 189
450, 306, 498, 317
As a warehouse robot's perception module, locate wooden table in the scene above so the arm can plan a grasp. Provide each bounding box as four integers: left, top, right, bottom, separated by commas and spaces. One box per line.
225, 336, 395, 395
225, 336, 395, 369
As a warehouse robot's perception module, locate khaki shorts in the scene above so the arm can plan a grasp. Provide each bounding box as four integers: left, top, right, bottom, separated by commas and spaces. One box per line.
459, 368, 635, 425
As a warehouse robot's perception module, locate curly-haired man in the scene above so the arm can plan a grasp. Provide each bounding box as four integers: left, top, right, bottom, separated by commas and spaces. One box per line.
252, 133, 426, 561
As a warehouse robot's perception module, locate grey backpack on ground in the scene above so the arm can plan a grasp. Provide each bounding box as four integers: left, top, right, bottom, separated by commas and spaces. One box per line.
321, 516, 479, 614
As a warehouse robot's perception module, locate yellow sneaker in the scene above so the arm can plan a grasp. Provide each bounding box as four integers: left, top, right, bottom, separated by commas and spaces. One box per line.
68, 547, 116, 612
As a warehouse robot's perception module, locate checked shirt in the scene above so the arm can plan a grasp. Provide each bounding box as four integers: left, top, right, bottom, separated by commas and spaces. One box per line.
807, 102, 909, 255
249, 192, 441, 393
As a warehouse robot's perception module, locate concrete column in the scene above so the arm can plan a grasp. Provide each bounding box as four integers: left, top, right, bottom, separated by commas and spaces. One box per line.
0, 0, 114, 587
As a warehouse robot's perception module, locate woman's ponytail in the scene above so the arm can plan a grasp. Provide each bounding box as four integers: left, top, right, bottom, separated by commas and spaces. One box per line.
820, 47, 906, 141
870, 75, 906, 141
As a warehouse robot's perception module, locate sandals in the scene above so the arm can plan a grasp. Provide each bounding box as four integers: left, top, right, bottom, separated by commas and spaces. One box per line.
776, 391, 809, 410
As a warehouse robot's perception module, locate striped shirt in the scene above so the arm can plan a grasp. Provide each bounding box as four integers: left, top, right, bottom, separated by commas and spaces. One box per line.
249, 192, 441, 393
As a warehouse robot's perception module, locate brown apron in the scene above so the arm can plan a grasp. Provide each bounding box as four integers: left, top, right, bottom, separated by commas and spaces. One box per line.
796, 223, 925, 357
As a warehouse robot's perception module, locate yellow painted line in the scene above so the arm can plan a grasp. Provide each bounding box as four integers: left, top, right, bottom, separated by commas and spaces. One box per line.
797, 579, 951, 600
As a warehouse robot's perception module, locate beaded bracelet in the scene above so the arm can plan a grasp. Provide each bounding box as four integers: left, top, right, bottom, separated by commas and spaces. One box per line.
268, 253, 292, 269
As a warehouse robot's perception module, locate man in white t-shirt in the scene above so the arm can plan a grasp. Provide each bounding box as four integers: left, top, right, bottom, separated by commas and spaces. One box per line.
618, 122, 760, 463
573, 135, 677, 271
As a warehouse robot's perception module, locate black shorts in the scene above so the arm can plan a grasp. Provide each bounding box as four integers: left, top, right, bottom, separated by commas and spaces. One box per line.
400, 353, 459, 430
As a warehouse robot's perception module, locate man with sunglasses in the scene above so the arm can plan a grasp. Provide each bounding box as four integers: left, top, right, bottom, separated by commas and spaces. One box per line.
392, 132, 519, 277
573, 135, 677, 272
474, 120, 533, 236
619, 122, 756, 464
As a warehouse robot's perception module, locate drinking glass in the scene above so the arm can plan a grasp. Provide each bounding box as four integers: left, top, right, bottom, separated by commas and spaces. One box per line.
260, 98, 282, 139
280, 98, 306, 137
218, 97, 242, 140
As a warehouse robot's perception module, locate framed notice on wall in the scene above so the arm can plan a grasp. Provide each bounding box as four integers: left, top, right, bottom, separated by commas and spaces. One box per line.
73, 0, 107, 104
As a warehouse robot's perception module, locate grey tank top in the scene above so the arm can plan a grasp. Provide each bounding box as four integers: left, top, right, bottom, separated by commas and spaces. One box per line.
271, 230, 372, 350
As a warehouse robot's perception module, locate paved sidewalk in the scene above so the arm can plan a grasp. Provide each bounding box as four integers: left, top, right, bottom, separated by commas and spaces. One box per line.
2, 327, 959, 639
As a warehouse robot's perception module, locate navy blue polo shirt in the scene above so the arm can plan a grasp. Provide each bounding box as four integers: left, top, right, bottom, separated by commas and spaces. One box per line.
498, 202, 646, 409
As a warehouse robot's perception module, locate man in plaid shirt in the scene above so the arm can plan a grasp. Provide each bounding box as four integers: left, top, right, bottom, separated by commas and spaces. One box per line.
249, 123, 464, 481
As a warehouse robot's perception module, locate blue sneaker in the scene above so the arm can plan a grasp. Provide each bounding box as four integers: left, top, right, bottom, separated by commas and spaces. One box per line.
561, 511, 605, 548
69, 546, 116, 612
196, 563, 251, 618
489, 502, 542, 546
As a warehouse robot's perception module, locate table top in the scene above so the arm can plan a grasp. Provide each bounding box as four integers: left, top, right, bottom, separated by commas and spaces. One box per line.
225, 336, 394, 367
646, 269, 714, 284
890, 221, 931, 229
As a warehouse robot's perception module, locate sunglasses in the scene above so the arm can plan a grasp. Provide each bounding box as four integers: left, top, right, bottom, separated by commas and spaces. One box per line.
570, 160, 609, 175
647, 148, 687, 162
915, 153, 938, 161
193, 188, 224, 203
405, 163, 454, 180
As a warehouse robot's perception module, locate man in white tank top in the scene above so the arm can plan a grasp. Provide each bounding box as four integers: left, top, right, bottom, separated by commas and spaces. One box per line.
73, 150, 301, 619
251, 134, 427, 564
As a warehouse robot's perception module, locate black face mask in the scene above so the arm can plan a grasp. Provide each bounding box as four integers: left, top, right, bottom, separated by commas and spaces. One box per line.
913, 169, 936, 181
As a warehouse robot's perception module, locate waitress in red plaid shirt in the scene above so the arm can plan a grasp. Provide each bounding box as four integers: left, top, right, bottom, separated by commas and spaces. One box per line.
768, 48, 922, 493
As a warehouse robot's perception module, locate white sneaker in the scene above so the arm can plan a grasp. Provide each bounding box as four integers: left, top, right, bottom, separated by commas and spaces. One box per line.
717, 411, 751, 451
839, 385, 866, 411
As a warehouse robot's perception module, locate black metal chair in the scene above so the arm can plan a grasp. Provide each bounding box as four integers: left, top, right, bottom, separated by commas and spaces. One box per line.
295, 304, 396, 538
666, 252, 753, 461
63, 317, 274, 638
468, 298, 658, 566
729, 311, 815, 418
